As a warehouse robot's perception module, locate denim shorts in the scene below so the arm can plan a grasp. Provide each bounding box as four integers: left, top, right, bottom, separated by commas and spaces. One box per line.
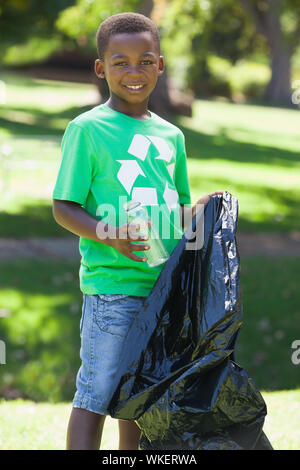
72, 293, 148, 415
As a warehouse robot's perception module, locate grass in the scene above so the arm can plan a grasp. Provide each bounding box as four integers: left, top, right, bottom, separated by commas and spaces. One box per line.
0, 389, 299, 450
1, 72, 300, 235
0, 71, 299, 450
0, 259, 82, 402
176, 100, 300, 232
236, 256, 300, 391
0, 256, 299, 404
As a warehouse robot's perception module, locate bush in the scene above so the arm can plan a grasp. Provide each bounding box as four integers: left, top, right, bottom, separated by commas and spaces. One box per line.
229, 59, 270, 99
206, 55, 270, 101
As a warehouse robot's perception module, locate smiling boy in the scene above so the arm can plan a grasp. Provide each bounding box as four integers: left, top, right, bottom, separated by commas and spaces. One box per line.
52, 12, 223, 450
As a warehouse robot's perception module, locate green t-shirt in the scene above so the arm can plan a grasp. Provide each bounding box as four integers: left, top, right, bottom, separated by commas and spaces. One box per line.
53, 103, 191, 296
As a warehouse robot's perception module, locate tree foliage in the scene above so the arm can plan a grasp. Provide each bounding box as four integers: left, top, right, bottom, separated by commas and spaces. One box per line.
1, 0, 299, 105
56, 0, 141, 51
0, 0, 75, 48
160, 0, 300, 104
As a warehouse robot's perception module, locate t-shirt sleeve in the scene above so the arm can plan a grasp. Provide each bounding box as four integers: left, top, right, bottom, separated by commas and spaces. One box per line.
52, 122, 95, 206
174, 130, 192, 206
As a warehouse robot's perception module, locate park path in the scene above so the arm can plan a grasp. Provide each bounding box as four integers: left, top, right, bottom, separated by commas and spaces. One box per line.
0, 231, 300, 260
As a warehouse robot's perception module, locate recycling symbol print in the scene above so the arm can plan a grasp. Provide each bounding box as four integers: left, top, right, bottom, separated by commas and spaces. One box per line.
116, 134, 179, 212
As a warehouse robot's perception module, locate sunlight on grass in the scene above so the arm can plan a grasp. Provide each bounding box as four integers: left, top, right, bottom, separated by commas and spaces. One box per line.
0, 257, 299, 403
0, 390, 299, 449
1, 68, 299, 452
261, 389, 300, 450
0, 289, 73, 343
2, 72, 98, 113
188, 100, 300, 152
0, 261, 83, 401
187, 159, 300, 229
0, 399, 119, 450
1, 74, 300, 233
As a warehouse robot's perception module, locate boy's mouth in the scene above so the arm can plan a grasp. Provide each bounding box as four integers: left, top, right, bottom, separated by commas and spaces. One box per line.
123, 84, 146, 92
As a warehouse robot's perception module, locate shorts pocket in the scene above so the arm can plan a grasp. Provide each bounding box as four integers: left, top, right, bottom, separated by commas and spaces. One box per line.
95, 295, 139, 337
98, 294, 129, 302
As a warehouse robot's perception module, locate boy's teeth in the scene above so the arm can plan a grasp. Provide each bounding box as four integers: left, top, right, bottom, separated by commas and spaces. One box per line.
126, 85, 143, 89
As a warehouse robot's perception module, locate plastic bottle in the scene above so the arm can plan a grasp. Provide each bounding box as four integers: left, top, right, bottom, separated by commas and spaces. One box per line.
124, 200, 170, 267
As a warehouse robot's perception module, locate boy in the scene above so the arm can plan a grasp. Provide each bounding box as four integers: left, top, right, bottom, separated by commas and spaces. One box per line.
52, 12, 223, 450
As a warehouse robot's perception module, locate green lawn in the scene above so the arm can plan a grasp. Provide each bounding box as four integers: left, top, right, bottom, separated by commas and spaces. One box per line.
0, 72, 300, 235
177, 100, 300, 232
0, 256, 299, 404
0, 72, 299, 451
0, 390, 299, 450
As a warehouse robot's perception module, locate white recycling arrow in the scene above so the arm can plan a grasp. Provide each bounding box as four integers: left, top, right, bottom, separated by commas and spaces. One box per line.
166, 163, 175, 181
127, 134, 151, 161
147, 136, 173, 162
118, 134, 176, 206
116, 160, 145, 194
132, 187, 158, 206
163, 182, 179, 212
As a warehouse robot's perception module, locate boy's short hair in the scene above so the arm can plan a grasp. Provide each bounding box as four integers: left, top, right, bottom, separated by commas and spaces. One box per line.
96, 12, 161, 61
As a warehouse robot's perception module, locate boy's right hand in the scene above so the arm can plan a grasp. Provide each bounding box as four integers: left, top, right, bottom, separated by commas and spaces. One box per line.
100, 222, 151, 262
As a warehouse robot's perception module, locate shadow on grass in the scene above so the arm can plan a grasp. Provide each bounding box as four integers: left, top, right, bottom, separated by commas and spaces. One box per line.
1, 102, 300, 234
175, 121, 300, 168
0, 116, 63, 137
188, 175, 300, 232
0, 105, 95, 137
0, 258, 82, 402
0, 256, 299, 402
2, 104, 95, 121
1, 104, 300, 168
1, 181, 299, 238
0, 204, 69, 237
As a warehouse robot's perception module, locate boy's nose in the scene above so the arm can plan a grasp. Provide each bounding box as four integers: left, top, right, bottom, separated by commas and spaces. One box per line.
126, 65, 144, 75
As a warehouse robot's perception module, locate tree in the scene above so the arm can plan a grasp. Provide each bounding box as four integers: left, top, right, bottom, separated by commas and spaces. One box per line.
0, 0, 75, 52
240, 0, 300, 106
161, 0, 300, 107
159, 0, 262, 99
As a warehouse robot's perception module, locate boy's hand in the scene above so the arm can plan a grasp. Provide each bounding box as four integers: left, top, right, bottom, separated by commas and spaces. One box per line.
103, 222, 151, 263
191, 190, 225, 217
196, 190, 224, 205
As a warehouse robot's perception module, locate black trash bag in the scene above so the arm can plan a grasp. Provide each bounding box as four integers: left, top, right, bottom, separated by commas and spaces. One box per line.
108, 191, 273, 450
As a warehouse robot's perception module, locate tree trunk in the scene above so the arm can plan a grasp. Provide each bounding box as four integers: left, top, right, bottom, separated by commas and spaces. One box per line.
240, 0, 295, 107
139, 0, 172, 118
265, 41, 293, 106
262, 1, 295, 107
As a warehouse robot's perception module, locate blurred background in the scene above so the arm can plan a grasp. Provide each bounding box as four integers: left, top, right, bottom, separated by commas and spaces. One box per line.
0, 0, 299, 450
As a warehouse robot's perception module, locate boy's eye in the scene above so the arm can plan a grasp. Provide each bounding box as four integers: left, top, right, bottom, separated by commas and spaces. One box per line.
114, 60, 153, 66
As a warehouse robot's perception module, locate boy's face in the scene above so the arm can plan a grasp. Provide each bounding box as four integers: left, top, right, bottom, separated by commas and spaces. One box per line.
95, 31, 164, 106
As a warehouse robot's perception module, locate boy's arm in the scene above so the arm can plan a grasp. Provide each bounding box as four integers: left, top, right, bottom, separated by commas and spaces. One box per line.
52, 199, 150, 262
52, 199, 103, 243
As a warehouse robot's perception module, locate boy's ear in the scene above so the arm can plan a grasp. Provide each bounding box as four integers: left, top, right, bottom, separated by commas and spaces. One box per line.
95, 59, 105, 78
157, 55, 165, 76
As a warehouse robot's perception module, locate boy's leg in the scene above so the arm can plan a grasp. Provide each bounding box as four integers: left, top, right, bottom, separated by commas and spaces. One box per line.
70, 293, 148, 450
118, 419, 141, 450
66, 408, 106, 450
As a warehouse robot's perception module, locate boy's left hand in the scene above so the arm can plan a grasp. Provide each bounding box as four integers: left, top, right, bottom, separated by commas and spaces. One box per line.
181, 191, 225, 226
196, 190, 225, 205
